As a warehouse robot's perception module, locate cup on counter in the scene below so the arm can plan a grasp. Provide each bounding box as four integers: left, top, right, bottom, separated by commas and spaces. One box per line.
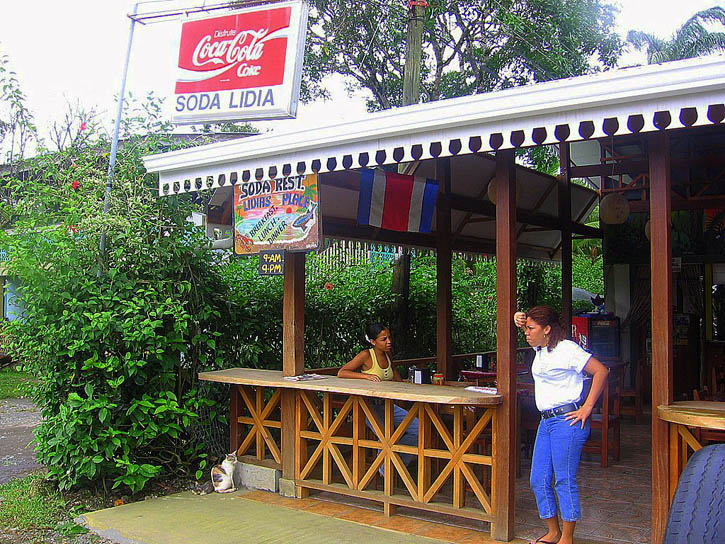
432, 372, 444, 385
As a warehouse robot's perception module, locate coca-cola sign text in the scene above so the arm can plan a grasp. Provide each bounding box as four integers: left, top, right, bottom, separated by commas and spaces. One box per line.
172, 1, 308, 123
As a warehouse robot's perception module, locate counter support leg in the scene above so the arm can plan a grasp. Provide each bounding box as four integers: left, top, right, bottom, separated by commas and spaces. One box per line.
230, 385, 240, 454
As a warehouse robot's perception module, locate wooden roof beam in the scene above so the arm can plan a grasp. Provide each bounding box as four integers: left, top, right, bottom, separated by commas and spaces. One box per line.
447, 193, 601, 238
570, 153, 725, 178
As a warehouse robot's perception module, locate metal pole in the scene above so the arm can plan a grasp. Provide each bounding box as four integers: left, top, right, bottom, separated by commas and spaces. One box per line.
99, 2, 139, 260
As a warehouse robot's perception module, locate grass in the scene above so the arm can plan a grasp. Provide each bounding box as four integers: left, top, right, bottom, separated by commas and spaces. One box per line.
0, 366, 37, 399
0, 473, 70, 531
0, 472, 111, 541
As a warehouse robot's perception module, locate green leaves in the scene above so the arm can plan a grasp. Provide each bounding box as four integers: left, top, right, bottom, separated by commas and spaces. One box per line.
303, 0, 621, 110
627, 7, 725, 63
2, 101, 247, 495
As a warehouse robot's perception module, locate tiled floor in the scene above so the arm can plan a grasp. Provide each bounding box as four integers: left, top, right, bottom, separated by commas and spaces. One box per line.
245, 420, 652, 544
244, 489, 525, 543
515, 420, 651, 544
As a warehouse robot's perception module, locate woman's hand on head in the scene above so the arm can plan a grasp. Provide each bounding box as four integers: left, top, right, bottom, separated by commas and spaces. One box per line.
513, 312, 527, 328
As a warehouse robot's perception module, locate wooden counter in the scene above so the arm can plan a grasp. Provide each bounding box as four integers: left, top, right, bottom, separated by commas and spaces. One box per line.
657, 401, 725, 430
199, 368, 503, 406
201, 367, 504, 526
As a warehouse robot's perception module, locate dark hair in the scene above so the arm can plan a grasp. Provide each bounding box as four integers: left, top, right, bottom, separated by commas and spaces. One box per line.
526, 306, 567, 351
364, 323, 389, 345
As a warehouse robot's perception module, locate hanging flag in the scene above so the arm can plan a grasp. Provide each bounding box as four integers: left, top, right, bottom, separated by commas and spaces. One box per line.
357, 168, 439, 233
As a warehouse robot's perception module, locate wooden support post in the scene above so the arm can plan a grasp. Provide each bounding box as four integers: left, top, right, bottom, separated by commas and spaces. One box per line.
281, 252, 305, 490
230, 385, 240, 454
559, 143, 573, 330
384, 399, 397, 517
453, 405, 465, 508
283, 252, 305, 377
353, 397, 365, 489
649, 131, 673, 544
256, 387, 265, 461
492, 149, 517, 541
436, 158, 454, 380
294, 392, 309, 498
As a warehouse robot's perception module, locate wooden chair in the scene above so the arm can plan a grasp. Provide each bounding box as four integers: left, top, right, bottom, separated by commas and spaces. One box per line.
620, 359, 644, 422
583, 366, 623, 468
711, 365, 725, 401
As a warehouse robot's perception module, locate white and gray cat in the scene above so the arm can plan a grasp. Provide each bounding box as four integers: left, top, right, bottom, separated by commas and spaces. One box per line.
193, 452, 238, 495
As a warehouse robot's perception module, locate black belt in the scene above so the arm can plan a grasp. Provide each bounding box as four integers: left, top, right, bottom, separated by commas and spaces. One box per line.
541, 402, 580, 419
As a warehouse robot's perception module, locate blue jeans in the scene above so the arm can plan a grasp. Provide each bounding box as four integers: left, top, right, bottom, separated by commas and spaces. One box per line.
530, 414, 590, 522
366, 402, 419, 474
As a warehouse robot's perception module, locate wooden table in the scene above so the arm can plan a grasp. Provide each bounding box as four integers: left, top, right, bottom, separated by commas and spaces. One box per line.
199, 368, 504, 525
657, 401, 725, 501
658, 401, 725, 430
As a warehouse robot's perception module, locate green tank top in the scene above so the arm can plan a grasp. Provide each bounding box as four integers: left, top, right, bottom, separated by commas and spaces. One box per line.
361, 348, 394, 381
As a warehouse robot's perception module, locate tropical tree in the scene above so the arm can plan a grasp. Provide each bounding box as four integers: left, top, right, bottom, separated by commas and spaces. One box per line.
627, 7, 725, 63
302, 0, 621, 110
0, 51, 37, 166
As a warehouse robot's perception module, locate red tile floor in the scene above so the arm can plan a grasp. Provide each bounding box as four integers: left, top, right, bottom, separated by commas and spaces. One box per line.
246, 419, 652, 544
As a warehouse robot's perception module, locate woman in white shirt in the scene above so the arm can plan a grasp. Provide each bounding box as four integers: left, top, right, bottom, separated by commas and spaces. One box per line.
514, 306, 609, 544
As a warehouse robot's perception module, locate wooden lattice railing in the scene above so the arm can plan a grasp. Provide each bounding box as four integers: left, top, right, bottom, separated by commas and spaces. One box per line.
230, 385, 282, 469
294, 391, 496, 521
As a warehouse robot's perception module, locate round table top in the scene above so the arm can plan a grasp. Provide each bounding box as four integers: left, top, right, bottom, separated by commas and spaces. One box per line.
657, 401, 725, 430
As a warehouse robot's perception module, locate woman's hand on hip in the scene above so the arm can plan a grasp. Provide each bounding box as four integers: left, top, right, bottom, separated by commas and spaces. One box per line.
565, 405, 593, 428
365, 374, 381, 382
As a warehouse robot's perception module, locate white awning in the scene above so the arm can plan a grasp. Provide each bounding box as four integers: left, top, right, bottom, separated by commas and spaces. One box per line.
144, 55, 725, 197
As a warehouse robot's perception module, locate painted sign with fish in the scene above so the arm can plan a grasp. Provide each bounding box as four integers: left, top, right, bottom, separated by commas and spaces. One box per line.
233, 173, 319, 255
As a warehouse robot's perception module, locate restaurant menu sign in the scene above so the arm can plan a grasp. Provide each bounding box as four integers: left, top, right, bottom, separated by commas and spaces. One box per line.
173, 0, 309, 123
234, 174, 320, 255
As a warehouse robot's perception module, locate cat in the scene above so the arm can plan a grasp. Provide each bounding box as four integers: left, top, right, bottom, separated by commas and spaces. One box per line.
192, 479, 214, 495
211, 452, 238, 493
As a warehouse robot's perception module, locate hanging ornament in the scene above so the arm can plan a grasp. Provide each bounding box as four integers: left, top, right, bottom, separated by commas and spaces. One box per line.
487, 178, 521, 205
599, 193, 630, 224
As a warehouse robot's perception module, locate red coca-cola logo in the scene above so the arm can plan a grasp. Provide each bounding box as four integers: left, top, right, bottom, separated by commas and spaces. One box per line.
176, 8, 291, 94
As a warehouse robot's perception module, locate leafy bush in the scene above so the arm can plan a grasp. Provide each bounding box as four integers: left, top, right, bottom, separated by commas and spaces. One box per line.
1, 134, 248, 493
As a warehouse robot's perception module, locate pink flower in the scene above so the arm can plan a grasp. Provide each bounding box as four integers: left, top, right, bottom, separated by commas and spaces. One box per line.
323, 282, 334, 290
71, 180, 79, 190
68, 225, 78, 233
80, 122, 87, 132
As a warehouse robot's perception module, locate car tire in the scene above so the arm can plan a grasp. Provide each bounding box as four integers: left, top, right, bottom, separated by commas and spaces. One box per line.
664, 443, 725, 544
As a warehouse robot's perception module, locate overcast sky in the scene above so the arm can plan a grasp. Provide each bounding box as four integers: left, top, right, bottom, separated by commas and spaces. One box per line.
0, 0, 723, 148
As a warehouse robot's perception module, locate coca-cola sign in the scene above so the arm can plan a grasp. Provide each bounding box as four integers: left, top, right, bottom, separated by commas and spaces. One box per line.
173, 0, 308, 124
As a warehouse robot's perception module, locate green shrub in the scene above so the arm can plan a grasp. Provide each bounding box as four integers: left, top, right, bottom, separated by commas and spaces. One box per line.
2, 134, 248, 493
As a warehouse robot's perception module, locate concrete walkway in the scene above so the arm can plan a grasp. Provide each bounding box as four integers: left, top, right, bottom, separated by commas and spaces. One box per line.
79, 489, 514, 544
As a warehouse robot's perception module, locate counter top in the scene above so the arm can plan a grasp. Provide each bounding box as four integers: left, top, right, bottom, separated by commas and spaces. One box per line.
199, 368, 503, 406
657, 401, 725, 430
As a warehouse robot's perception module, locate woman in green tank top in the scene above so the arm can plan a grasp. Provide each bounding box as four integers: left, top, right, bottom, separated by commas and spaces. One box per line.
338, 324, 418, 474
338, 324, 399, 382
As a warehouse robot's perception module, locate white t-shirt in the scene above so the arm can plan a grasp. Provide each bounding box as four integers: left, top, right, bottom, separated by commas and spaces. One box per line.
531, 339, 592, 411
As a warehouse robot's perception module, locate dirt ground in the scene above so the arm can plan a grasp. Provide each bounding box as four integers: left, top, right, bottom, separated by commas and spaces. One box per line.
0, 398, 43, 485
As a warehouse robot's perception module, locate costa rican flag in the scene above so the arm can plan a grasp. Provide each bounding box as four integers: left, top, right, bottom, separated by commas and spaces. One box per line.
357, 168, 439, 233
